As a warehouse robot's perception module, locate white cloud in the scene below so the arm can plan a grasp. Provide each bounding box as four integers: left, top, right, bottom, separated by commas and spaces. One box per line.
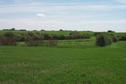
36, 13, 46, 17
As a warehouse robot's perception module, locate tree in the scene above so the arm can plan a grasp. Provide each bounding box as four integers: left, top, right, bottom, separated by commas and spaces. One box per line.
96, 34, 112, 47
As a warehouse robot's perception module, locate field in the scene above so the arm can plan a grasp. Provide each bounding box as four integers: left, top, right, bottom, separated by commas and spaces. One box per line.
0, 0, 126, 83
0, 37, 126, 84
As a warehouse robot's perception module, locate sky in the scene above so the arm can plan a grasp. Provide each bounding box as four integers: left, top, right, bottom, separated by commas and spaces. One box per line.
0, 0, 126, 32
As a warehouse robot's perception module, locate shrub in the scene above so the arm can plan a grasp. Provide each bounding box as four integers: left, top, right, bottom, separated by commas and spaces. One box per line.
117, 34, 126, 41
94, 32, 101, 36
15, 32, 26, 42
48, 40, 58, 46
107, 30, 115, 33
57, 35, 65, 40
0, 32, 17, 45
23, 32, 44, 41
32, 33, 44, 41
0, 35, 17, 45
25, 37, 39, 46
19, 29, 26, 31
25, 35, 44, 46
69, 31, 79, 36
41, 29, 45, 31
43, 33, 51, 40
69, 32, 91, 39
25, 40, 40, 46
96, 34, 112, 47
110, 34, 118, 42
3, 28, 15, 31
59, 29, 63, 31
4, 32, 15, 38
82, 34, 91, 39
11, 28, 15, 31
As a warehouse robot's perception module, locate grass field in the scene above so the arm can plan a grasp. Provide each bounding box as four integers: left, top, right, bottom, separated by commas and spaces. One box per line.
0, 41, 126, 84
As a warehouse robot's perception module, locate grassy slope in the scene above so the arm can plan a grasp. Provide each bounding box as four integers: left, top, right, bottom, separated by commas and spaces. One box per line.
0, 41, 126, 84
57, 37, 96, 48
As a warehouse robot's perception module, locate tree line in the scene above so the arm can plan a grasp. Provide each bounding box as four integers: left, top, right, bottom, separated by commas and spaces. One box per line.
0, 31, 126, 47
0, 31, 91, 46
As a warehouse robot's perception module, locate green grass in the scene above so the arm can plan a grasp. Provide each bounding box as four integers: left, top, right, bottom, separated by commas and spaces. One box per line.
57, 37, 96, 48
0, 41, 126, 84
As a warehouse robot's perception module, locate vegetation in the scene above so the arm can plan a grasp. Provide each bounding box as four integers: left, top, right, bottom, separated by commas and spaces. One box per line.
117, 33, 126, 41
0, 32, 17, 45
96, 33, 118, 47
0, 41, 126, 84
0, 30, 125, 47
0, 30, 126, 84
0, 30, 93, 46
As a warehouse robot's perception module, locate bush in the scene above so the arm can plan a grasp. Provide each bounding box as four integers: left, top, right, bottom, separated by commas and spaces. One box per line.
23, 32, 44, 41
25, 35, 38, 46
0, 35, 17, 45
48, 40, 58, 46
25, 40, 40, 46
43, 33, 51, 40
69, 32, 91, 39
15, 32, 26, 42
69, 31, 79, 36
107, 30, 115, 33
57, 35, 65, 40
110, 34, 118, 42
82, 34, 91, 39
25, 33, 46, 46
0, 32, 17, 45
59, 29, 63, 31
19, 29, 26, 31
117, 34, 126, 41
96, 34, 112, 47
41, 29, 45, 31
94, 32, 100, 36
4, 32, 15, 38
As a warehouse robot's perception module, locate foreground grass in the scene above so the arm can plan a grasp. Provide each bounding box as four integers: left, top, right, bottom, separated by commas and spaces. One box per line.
0, 42, 126, 84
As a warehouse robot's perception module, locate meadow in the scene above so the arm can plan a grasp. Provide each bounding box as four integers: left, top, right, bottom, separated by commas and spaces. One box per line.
0, 30, 126, 84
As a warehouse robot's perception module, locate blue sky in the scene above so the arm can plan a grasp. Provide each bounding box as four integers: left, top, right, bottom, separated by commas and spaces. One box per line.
0, 0, 126, 32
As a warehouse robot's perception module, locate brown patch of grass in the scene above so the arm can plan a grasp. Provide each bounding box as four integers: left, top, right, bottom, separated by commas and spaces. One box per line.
0, 80, 25, 84
0, 80, 15, 84
27, 69, 50, 75
123, 57, 126, 60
